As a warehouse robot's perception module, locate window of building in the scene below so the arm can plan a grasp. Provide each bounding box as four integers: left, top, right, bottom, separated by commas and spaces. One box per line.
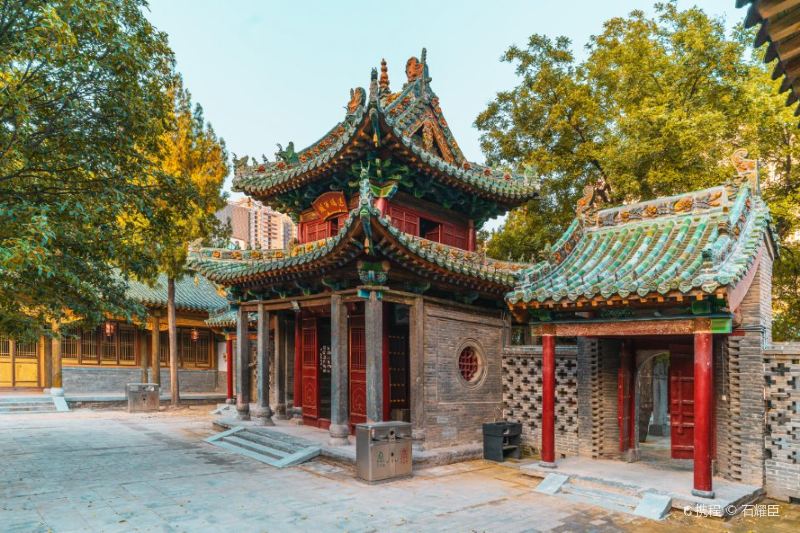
299, 216, 346, 244
458, 345, 483, 385
62, 322, 138, 365
158, 328, 213, 368
388, 205, 469, 250
387, 206, 420, 236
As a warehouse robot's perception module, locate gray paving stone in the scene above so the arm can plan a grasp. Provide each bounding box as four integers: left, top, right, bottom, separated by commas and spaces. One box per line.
0, 409, 696, 532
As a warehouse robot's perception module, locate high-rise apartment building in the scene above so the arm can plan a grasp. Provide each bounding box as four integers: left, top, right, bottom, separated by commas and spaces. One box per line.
215, 198, 296, 250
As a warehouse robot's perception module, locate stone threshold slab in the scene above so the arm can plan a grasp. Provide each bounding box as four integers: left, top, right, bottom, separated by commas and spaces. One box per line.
520, 456, 763, 517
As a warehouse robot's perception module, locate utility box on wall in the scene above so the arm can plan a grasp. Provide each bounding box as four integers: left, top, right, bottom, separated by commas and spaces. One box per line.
126, 383, 160, 412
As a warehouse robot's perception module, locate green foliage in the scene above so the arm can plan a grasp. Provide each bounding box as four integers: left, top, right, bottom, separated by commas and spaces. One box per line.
0, 0, 191, 340
477, 1, 800, 340
153, 80, 229, 280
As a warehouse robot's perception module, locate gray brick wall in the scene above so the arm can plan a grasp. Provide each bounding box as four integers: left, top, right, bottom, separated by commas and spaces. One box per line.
724, 250, 771, 486
420, 301, 504, 449
576, 337, 601, 458
598, 339, 622, 459
502, 345, 579, 457
764, 343, 800, 502
63, 366, 222, 393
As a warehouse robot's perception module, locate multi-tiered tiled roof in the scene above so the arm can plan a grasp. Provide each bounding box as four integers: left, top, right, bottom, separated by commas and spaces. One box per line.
189, 177, 527, 298
507, 158, 774, 313
231, 49, 538, 222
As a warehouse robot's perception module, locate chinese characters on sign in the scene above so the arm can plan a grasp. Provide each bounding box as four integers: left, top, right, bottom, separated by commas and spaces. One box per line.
683, 504, 780, 518
312, 191, 348, 221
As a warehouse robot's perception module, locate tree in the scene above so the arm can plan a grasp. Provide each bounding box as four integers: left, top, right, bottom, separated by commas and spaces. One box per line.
0, 0, 194, 340
154, 81, 228, 406
476, 1, 800, 340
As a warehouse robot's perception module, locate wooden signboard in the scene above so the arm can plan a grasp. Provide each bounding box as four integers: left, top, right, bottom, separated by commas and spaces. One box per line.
312, 191, 348, 221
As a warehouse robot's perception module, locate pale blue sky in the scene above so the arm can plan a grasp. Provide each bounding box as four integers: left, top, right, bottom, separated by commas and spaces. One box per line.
147, 0, 745, 228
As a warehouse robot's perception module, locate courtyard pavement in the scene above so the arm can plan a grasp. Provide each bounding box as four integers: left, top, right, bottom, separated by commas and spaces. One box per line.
0, 407, 797, 532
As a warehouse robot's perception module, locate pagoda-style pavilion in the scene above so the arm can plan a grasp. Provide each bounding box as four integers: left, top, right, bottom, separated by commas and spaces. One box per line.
505, 152, 775, 498
190, 50, 536, 449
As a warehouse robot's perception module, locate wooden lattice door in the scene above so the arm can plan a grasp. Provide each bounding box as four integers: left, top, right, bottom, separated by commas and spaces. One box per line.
0, 338, 40, 388
669, 353, 694, 459
301, 318, 319, 421
388, 331, 409, 419
348, 315, 366, 429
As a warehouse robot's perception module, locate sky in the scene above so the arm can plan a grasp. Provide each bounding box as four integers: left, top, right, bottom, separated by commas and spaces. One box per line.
146, 0, 747, 229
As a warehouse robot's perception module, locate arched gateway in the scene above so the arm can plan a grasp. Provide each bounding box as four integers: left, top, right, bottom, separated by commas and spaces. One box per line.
190, 50, 538, 450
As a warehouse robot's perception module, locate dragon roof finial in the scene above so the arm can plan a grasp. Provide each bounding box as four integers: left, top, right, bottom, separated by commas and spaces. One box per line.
576, 178, 611, 223
730, 148, 759, 194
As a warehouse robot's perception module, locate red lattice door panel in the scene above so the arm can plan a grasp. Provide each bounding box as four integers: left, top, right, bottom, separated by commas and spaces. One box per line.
301, 318, 319, 420
349, 315, 366, 429
388, 332, 409, 413
669, 353, 694, 459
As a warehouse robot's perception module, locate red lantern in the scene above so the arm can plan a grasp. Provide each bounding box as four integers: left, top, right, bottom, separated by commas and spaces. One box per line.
190, 328, 200, 342
104, 321, 115, 337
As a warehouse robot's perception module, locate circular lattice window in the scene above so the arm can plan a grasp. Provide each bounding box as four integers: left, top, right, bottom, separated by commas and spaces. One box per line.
458, 345, 484, 385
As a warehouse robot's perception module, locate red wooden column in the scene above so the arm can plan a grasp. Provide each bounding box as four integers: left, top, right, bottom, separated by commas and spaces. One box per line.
293, 312, 302, 418
692, 331, 714, 498
225, 337, 234, 404
540, 334, 557, 467
618, 341, 636, 456
467, 220, 476, 252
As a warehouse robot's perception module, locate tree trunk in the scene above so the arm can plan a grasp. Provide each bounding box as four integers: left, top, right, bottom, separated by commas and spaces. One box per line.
168, 277, 179, 407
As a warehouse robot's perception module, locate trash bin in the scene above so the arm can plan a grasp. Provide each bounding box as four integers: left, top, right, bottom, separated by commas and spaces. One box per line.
482, 421, 521, 462
356, 421, 412, 482
126, 383, 160, 412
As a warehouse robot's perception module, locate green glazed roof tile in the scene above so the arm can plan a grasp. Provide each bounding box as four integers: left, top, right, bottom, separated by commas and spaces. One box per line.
188, 191, 527, 291
507, 183, 772, 306
126, 273, 227, 312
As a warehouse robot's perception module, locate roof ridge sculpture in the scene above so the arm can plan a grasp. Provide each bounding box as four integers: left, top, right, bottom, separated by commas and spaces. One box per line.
507, 152, 774, 308
230, 49, 540, 209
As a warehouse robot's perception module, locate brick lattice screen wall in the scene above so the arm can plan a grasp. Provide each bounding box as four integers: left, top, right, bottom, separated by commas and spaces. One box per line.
502, 346, 579, 456
764, 343, 800, 502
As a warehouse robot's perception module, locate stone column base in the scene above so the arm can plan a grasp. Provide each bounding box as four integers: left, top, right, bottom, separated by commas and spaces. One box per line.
50, 387, 64, 397
236, 402, 250, 421
691, 488, 715, 499
253, 405, 274, 426
291, 407, 303, 424
328, 423, 349, 446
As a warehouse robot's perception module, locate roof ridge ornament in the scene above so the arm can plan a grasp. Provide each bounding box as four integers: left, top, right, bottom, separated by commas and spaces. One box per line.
576, 178, 612, 223
379, 58, 390, 94
275, 142, 299, 165
730, 148, 760, 195
405, 48, 428, 85
347, 87, 366, 115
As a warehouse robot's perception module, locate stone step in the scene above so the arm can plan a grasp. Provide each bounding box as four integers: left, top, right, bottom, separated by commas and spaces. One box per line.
0, 396, 53, 404
236, 430, 303, 455
205, 426, 321, 468
567, 475, 642, 498
0, 404, 57, 414
561, 483, 640, 511
222, 435, 289, 460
